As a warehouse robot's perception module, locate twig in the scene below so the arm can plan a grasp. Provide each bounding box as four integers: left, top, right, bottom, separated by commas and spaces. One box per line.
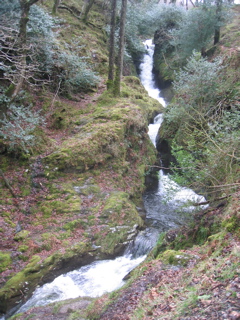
162, 52, 175, 71
0, 169, 27, 213
193, 194, 231, 206
0, 169, 16, 198
58, 5, 81, 20
51, 79, 62, 108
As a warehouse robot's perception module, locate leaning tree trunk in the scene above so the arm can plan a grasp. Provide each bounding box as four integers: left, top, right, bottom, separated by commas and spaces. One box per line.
52, 0, 61, 15
214, 0, 222, 45
113, 0, 127, 97
81, 0, 95, 22
10, 0, 39, 100
107, 0, 117, 89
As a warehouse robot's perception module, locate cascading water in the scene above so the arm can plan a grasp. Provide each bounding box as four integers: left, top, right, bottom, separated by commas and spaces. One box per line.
5, 39, 207, 319
139, 39, 166, 107
126, 40, 207, 258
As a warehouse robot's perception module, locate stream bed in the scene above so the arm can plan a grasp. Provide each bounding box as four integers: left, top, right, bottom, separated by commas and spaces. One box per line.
7, 40, 207, 318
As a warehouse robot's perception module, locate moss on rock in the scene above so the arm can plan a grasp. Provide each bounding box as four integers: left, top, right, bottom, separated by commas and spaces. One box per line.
0, 252, 12, 273
158, 249, 199, 267
0, 243, 94, 314
13, 230, 30, 242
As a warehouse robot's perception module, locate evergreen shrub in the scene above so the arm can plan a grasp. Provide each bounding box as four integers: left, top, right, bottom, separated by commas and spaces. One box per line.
0, 104, 45, 154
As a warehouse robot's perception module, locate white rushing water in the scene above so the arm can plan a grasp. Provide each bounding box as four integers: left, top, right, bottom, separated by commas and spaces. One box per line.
139, 39, 166, 107
17, 255, 145, 314
5, 39, 207, 319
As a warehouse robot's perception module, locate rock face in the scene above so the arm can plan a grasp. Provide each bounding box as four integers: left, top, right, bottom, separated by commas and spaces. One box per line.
153, 28, 175, 88
155, 129, 176, 170
155, 135, 172, 168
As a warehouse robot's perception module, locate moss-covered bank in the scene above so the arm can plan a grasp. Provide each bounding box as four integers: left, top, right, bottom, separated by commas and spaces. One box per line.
0, 70, 164, 317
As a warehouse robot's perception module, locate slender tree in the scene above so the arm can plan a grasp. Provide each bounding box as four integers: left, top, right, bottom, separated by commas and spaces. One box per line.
80, 0, 95, 22
52, 0, 61, 15
113, 0, 127, 96
107, 0, 117, 89
214, 0, 223, 44
10, 0, 39, 100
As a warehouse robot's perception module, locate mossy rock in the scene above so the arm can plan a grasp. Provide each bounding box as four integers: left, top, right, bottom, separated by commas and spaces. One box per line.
0, 252, 12, 272
74, 184, 100, 196
0, 242, 93, 314
44, 121, 126, 172
102, 191, 143, 226
95, 226, 131, 255
18, 245, 29, 253
0, 255, 42, 312
13, 230, 30, 242
63, 219, 85, 231
221, 198, 240, 234
39, 196, 81, 215
158, 249, 199, 267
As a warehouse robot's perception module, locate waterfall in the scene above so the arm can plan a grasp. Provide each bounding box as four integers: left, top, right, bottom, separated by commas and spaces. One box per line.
5, 39, 208, 319
139, 39, 166, 107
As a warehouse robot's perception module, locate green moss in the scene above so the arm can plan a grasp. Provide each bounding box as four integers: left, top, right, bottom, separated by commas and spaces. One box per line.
13, 230, 30, 241
96, 227, 130, 255
63, 219, 84, 231
67, 311, 82, 320
57, 230, 72, 240
0, 252, 12, 272
41, 233, 52, 241
0, 240, 93, 311
4, 217, 16, 228
171, 233, 194, 250
65, 242, 89, 257
39, 196, 81, 216
18, 255, 29, 262
1, 211, 10, 218
74, 184, 100, 196
103, 191, 129, 214
196, 226, 209, 244
18, 245, 29, 253
158, 249, 197, 267
0, 255, 41, 302
21, 187, 31, 197
41, 205, 52, 217
45, 120, 127, 172
222, 215, 239, 232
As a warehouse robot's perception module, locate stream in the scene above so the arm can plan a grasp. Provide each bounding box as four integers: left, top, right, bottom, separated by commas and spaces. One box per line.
6, 40, 207, 318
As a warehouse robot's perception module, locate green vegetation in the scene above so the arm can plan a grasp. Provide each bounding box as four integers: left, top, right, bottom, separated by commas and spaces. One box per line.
0, 0, 239, 319
0, 252, 12, 272
159, 50, 239, 199
0, 104, 45, 155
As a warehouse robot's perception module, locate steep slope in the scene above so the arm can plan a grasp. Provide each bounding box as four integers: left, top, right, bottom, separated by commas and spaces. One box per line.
0, 0, 163, 317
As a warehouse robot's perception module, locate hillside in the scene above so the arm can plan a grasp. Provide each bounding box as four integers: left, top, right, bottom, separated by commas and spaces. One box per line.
0, 0, 163, 316
0, 1, 239, 320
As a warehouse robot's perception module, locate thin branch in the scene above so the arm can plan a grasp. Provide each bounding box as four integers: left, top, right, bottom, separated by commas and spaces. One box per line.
58, 5, 81, 20
51, 79, 62, 108
0, 169, 17, 198
193, 194, 231, 206
162, 52, 175, 71
207, 183, 240, 188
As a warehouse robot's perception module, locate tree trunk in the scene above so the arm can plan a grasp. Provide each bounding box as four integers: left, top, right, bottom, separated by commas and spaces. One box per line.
113, 0, 127, 96
81, 0, 95, 22
11, 0, 39, 100
107, 0, 117, 89
214, 0, 222, 45
52, 0, 61, 15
